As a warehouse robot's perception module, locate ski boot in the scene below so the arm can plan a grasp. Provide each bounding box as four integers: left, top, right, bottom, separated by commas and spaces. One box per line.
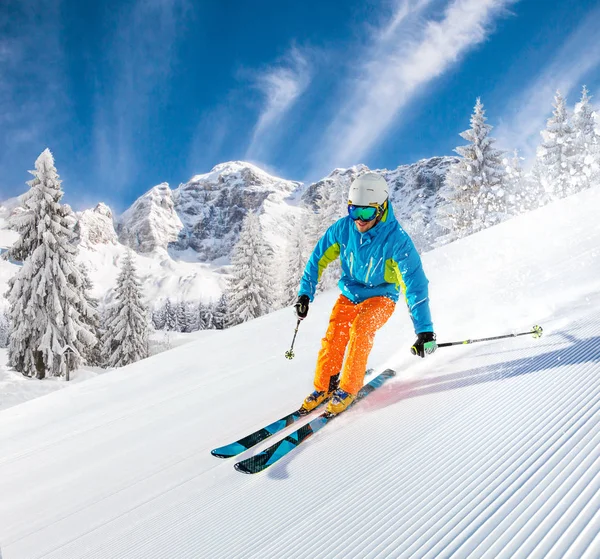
325, 388, 356, 416
299, 373, 340, 415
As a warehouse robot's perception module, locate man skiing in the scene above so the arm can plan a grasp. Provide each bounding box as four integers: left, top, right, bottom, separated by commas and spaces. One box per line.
295, 172, 436, 416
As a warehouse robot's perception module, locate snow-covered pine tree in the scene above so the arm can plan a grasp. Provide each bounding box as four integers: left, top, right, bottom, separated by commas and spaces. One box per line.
196, 301, 214, 330
184, 301, 198, 332
101, 250, 149, 367
152, 304, 167, 330
438, 98, 507, 239
164, 298, 177, 331
537, 91, 577, 199
281, 215, 309, 307
78, 262, 102, 366
226, 212, 273, 325
572, 86, 600, 191
7, 149, 96, 378
176, 301, 188, 332
6, 159, 55, 262
213, 295, 228, 330
0, 308, 9, 348
313, 179, 347, 291
437, 98, 506, 241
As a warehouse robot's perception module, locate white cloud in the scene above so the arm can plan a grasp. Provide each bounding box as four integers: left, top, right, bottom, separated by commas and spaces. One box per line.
309, 0, 515, 178
495, 5, 600, 163
245, 47, 312, 161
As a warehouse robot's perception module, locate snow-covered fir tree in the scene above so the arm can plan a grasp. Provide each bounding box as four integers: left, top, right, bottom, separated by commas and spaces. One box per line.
7, 149, 96, 378
0, 308, 9, 348
225, 212, 273, 325
164, 298, 177, 331
101, 250, 149, 368
572, 86, 600, 191
176, 301, 188, 332
152, 304, 167, 330
213, 295, 228, 330
196, 301, 214, 330
537, 91, 577, 199
437, 98, 506, 240
281, 216, 309, 307
313, 179, 347, 291
78, 263, 102, 366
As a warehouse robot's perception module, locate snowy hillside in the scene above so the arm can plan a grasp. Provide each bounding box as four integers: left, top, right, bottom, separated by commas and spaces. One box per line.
0, 184, 598, 558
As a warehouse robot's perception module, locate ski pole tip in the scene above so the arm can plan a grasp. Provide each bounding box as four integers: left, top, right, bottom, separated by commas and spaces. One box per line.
532, 325, 543, 338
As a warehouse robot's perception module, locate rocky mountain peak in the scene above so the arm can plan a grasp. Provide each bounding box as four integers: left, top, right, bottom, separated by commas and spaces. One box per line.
172, 161, 301, 261
75, 203, 118, 247
118, 183, 183, 254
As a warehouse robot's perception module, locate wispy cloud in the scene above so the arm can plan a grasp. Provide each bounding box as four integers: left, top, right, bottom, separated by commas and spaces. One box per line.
495, 4, 600, 162
308, 0, 515, 179
244, 47, 312, 162
0, 0, 65, 198
93, 0, 191, 190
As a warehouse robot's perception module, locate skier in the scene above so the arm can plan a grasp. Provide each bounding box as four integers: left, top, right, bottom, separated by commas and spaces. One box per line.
295, 172, 436, 415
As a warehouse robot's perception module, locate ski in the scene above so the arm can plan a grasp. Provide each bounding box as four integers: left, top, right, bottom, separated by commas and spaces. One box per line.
211, 407, 318, 458
211, 369, 375, 459
234, 368, 396, 474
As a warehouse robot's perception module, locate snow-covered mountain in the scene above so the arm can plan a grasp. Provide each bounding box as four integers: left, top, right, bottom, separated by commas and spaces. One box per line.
117, 183, 182, 253
0, 157, 454, 307
0, 184, 598, 558
303, 157, 456, 250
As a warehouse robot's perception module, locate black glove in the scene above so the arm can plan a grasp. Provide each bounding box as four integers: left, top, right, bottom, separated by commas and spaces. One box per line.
411, 332, 437, 358
295, 295, 310, 320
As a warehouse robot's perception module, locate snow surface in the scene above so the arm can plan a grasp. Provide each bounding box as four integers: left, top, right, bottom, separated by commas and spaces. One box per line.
0, 186, 599, 558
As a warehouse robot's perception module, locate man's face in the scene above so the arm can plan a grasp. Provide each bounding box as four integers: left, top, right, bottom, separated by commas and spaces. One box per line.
355, 219, 377, 233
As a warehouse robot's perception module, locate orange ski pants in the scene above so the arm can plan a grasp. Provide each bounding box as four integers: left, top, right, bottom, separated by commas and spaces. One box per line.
314, 295, 396, 395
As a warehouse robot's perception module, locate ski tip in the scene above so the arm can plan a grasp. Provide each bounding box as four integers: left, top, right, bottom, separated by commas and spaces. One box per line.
382, 368, 397, 377
234, 462, 256, 474
211, 450, 233, 459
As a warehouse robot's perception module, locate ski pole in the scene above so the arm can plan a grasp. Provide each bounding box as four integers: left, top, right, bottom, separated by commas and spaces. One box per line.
414, 324, 543, 354
285, 319, 302, 360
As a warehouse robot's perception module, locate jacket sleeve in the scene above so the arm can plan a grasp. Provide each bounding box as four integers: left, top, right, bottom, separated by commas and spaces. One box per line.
298, 221, 341, 302
393, 231, 434, 334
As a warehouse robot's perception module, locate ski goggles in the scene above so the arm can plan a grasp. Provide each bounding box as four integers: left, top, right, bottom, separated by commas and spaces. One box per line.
347, 203, 382, 222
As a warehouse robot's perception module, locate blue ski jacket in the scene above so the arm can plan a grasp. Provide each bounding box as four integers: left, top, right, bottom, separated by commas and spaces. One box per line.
298, 202, 434, 334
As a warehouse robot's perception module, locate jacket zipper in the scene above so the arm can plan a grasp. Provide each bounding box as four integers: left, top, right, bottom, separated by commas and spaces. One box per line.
364, 257, 374, 283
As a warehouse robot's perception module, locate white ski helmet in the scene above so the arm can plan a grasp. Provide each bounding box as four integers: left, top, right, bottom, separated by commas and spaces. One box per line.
348, 172, 389, 207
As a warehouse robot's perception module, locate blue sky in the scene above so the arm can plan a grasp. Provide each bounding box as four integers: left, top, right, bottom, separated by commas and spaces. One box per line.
1, 0, 600, 212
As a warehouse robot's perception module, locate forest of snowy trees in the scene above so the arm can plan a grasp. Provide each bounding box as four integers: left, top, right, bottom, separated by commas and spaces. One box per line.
2, 85, 599, 378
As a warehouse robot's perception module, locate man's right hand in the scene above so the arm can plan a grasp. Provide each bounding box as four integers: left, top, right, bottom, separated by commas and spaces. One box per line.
295, 295, 310, 320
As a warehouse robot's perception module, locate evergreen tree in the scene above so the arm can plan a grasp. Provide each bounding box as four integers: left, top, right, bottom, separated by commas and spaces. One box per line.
78, 263, 102, 366
314, 180, 346, 291
572, 86, 600, 191
537, 91, 577, 199
196, 301, 214, 330
437, 98, 506, 240
101, 251, 149, 367
282, 216, 309, 307
0, 308, 9, 348
152, 303, 167, 330
213, 295, 228, 330
164, 298, 177, 331
176, 301, 188, 332
7, 149, 96, 378
225, 212, 273, 325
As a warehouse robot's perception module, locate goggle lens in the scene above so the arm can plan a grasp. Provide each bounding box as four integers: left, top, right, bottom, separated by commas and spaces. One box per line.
348, 204, 379, 222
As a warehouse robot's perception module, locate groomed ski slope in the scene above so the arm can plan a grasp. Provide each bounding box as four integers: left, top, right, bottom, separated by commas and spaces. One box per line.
1, 186, 599, 559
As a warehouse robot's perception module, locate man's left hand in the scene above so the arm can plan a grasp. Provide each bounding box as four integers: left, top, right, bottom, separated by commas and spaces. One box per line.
411, 332, 437, 358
